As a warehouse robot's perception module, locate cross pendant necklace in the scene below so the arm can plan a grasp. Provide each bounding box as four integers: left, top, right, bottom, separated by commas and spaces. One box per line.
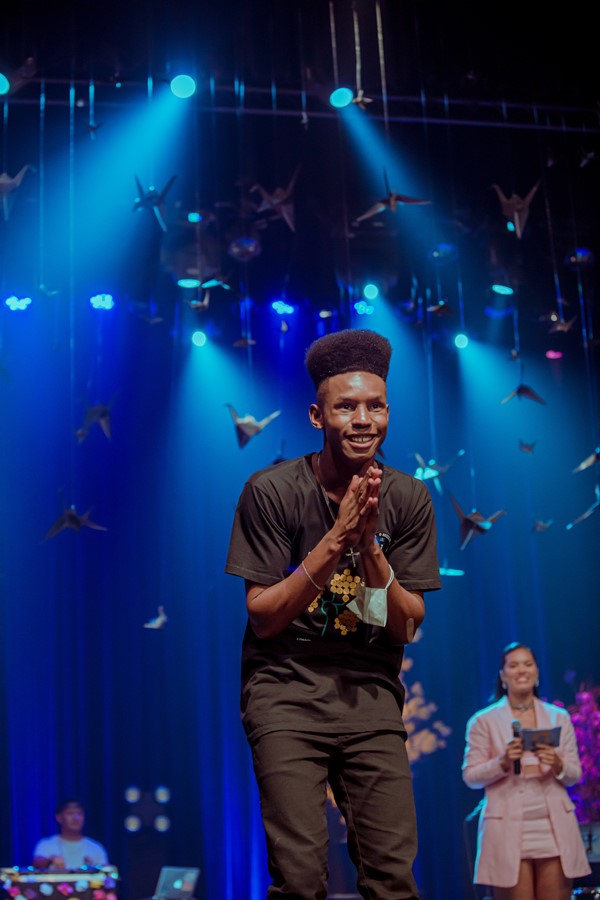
316, 452, 359, 566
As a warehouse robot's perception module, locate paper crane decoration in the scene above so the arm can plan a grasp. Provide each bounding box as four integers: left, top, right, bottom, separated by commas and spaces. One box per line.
353, 171, 431, 226
572, 449, 600, 473
250, 165, 301, 232
133, 174, 177, 231
532, 519, 553, 533
548, 316, 577, 334
0, 165, 30, 221
225, 404, 281, 448
501, 383, 546, 405
519, 440, 537, 454
413, 449, 465, 495
448, 493, 507, 550
44, 505, 108, 540
492, 180, 540, 239
566, 485, 600, 530
144, 606, 168, 629
75, 403, 112, 443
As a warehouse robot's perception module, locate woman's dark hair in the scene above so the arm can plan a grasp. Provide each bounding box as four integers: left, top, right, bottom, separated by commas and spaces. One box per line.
494, 641, 540, 700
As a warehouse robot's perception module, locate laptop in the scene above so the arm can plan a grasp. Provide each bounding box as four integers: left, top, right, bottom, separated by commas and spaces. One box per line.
152, 867, 200, 900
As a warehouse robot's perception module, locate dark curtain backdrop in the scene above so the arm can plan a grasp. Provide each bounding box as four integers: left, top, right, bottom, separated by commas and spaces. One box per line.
1, 3, 600, 896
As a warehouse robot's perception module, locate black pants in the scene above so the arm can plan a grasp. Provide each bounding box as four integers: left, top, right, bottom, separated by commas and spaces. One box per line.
250, 729, 419, 900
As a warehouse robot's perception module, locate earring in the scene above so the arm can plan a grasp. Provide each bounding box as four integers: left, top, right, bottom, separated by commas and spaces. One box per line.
535, 680, 539, 687
501, 682, 507, 691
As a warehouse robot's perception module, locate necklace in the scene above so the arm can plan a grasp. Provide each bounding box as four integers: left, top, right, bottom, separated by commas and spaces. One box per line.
316, 452, 359, 567
510, 700, 534, 711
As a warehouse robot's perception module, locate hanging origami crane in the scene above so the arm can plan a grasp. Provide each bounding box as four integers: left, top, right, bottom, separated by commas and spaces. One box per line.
566, 485, 600, 530
75, 403, 112, 443
448, 493, 507, 550
519, 440, 536, 454
353, 170, 431, 225
250, 165, 301, 232
501, 383, 546, 405
548, 315, 577, 334
144, 606, 168, 629
413, 449, 465, 495
572, 449, 600, 474
0, 165, 30, 220
44, 504, 108, 540
133, 174, 177, 231
186, 289, 211, 311
225, 404, 281, 448
492, 180, 540, 239
531, 519, 553, 533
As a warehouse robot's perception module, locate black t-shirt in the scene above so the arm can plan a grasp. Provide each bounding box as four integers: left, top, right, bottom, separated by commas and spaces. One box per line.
226, 454, 441, 743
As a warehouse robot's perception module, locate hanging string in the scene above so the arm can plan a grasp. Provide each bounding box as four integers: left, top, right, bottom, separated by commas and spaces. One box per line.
297, 8, 309, 127
352, 4, 363, 97
0, 102, 8, 362
68, 81, 76, 502
88, 78, 95, 134
233, 64, 255, 367
39, 79, 48, 304
535, 108, 566, 325
328, 1, 340, 87
1, 101, 7, 169
375, 0, 390, 139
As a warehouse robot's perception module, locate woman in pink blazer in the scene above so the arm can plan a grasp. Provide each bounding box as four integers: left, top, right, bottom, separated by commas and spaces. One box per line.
462, 641, 591, 899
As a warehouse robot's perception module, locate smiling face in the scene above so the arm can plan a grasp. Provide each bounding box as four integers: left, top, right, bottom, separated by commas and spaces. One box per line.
500, 646, 539, 699
309, 371, 389, 471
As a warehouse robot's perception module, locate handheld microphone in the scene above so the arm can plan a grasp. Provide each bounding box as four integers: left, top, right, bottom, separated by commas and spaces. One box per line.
511, 720, 522, 775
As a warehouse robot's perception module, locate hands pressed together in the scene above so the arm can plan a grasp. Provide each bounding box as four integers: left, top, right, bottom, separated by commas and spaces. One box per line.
333, 465, 383, 555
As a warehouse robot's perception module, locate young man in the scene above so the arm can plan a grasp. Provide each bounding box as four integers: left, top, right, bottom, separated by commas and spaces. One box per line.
33, 798, 109, 870
226, 329, 441, 900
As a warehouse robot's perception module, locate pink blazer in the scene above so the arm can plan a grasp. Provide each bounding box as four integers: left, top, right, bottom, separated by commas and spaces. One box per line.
462, 696, 591, 888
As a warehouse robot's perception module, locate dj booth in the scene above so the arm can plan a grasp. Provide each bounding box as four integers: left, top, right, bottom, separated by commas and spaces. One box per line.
0, 867, 119, 900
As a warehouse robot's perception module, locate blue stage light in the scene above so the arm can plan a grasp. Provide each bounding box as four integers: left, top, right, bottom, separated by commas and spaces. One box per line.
187, 212, 203, 223
170, 75, 196, 99
354, 300, 374, 316
192, 330, 207, 347
271, 300, 295, 315
491, 283, 514, 296
178, 277, 202, 289
0, 74, 9, 95
363, 283, 379, 301
329, 87, 353, 109
89, 293, 115, 310
5, 295, 32, 311
454, 333, 469, 349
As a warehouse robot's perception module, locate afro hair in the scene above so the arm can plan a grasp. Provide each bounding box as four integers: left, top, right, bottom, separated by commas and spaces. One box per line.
304, 329, 392, 389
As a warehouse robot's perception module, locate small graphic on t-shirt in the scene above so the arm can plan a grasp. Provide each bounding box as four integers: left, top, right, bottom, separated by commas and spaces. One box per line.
375, 531, 391, 553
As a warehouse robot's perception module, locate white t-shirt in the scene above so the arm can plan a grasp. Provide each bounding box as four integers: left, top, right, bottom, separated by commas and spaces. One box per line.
33, 835, 109, 869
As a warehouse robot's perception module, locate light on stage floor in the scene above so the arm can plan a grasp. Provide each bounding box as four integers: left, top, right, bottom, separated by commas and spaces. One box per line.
192, 330, 207, 347
454, 333, 469, 349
